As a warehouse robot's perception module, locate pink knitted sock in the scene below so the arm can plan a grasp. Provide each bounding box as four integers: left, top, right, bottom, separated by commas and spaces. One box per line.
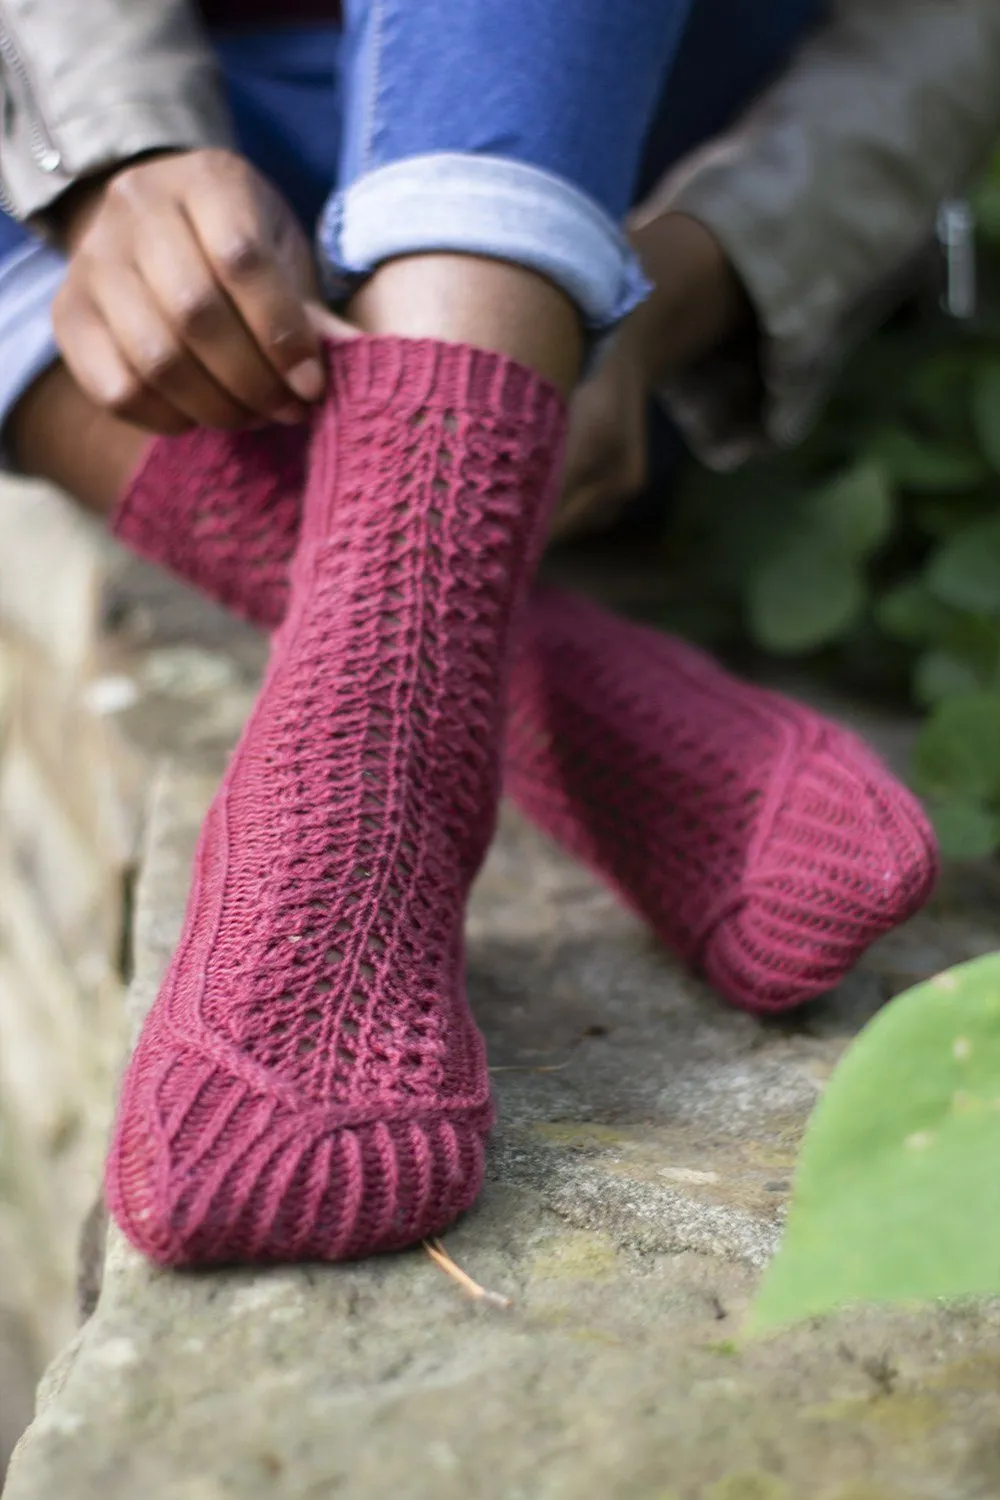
109, 399, 936, 1017
106, 337, 566, 1265
505, 586, 938, 1013
111, 423, 305, 629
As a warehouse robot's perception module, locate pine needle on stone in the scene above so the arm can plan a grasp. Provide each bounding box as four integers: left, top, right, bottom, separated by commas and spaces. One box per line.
489, 1059, 573, 1074
424, 1239, 513, 1309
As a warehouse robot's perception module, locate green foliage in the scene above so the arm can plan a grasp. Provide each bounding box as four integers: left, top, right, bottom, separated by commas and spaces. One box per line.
747, 953, 1000, 1333
664, 151, 1000, 858
745, 463, 890, 653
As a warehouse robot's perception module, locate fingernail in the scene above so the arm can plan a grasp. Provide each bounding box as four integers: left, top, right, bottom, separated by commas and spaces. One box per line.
286, 357, 324, 401
275, 403, 307, 425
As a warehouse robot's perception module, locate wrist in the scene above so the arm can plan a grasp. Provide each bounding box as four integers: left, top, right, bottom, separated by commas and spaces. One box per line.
623, 211, 749, 388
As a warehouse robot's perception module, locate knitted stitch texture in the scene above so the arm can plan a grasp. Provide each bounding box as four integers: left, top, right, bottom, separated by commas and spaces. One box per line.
111, 425, 938, 1014
504, 586, 938, 1012
106, 337, 566, 1265
111, 424, 306, 630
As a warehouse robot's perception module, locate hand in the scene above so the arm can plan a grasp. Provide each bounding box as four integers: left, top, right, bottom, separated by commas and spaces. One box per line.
554, 214, 746, 540
52, 149, 348, 435
553, 339, 649, 540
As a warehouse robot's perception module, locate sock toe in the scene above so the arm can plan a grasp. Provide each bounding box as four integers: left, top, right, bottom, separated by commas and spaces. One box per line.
701, 724, 939, 1012
106, 1033, 490, 1266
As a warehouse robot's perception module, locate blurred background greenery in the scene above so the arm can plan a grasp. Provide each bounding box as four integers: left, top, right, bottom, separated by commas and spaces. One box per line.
661, 148, 1000, 861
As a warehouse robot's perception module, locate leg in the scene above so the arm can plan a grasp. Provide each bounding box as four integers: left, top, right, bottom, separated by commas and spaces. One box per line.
106, 0, 712, 1265
634, 0, 831, 196
0, 214, 138, 513
11, 364, 142, 515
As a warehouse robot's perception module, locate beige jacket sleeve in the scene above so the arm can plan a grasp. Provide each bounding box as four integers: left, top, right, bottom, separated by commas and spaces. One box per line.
0, 0, 232, 220
645, 0, 1000, 468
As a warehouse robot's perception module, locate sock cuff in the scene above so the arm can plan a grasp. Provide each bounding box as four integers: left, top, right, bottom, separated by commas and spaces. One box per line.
323, 334, 565, 437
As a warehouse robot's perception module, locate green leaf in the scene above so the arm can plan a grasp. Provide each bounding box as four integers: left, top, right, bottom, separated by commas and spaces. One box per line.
972, 362, 1000, 475
747, 534, 864, 655
911, 690, 1000, 801
876, 580, 959, 645
906, 354, 977, 445
928, 797, 1000, 860
974, 159, 1000, 242
914, 494, 997, 539
941, 613, 1000, 683
913, 649, 984, 706
927, 515, 1000, 614
747, 955, 1000, 1333
810, 462, 894, 559
868, 426, 988, 493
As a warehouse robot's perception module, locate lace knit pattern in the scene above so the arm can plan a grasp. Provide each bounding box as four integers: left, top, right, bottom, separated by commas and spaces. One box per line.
504, 586, 938, 1012
113, 427, 937, 1016
106, 337, 566, 1265
112, 424, 306, 630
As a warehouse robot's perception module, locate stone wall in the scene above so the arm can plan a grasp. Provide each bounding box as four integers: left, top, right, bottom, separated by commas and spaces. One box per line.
0, 483, 131, 1462
4, 474, 1000, 1498
0, 477, 261, 1471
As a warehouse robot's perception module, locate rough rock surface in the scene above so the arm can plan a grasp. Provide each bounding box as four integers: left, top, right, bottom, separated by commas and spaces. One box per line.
5, 484, 1000, 1499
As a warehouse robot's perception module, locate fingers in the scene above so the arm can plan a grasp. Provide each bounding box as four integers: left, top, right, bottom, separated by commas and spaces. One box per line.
307, 301, 362, 343
86, 260, 259, 429
52, 282, 192, 436
130, 200, 306, 424
183, 164, 324, 403
52, 150, 337, 433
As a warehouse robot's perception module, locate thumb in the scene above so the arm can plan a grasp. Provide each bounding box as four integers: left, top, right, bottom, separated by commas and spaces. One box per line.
307, 302, 363, 343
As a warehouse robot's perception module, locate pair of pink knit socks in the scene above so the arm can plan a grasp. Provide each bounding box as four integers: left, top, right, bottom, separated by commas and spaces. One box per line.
107, 335, 937, 1266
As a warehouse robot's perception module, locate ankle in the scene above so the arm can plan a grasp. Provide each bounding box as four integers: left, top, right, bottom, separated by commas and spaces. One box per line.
347, 255, 583, 395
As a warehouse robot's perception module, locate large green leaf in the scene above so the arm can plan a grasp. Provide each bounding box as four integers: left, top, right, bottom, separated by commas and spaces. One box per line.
747, 534, 863, 655
926, 514, 1000, 614
747, 954, 1000, 1333
972, 361, 1000, 475
912, 690, 1000, 801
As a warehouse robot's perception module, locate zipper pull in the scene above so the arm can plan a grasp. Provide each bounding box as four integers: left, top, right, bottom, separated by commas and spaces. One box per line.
936, 197, 977, 320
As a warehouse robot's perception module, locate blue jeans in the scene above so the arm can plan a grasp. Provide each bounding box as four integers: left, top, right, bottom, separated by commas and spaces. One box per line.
0, 0, 825, 435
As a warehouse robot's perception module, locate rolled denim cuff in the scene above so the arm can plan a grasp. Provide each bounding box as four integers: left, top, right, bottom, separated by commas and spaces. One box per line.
0, 240, 65, 465
319, 153, 650, 332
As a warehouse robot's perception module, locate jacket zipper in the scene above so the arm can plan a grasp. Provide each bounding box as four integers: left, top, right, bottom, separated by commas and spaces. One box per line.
936, 198, 977, 320
0, 19, 62, 211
